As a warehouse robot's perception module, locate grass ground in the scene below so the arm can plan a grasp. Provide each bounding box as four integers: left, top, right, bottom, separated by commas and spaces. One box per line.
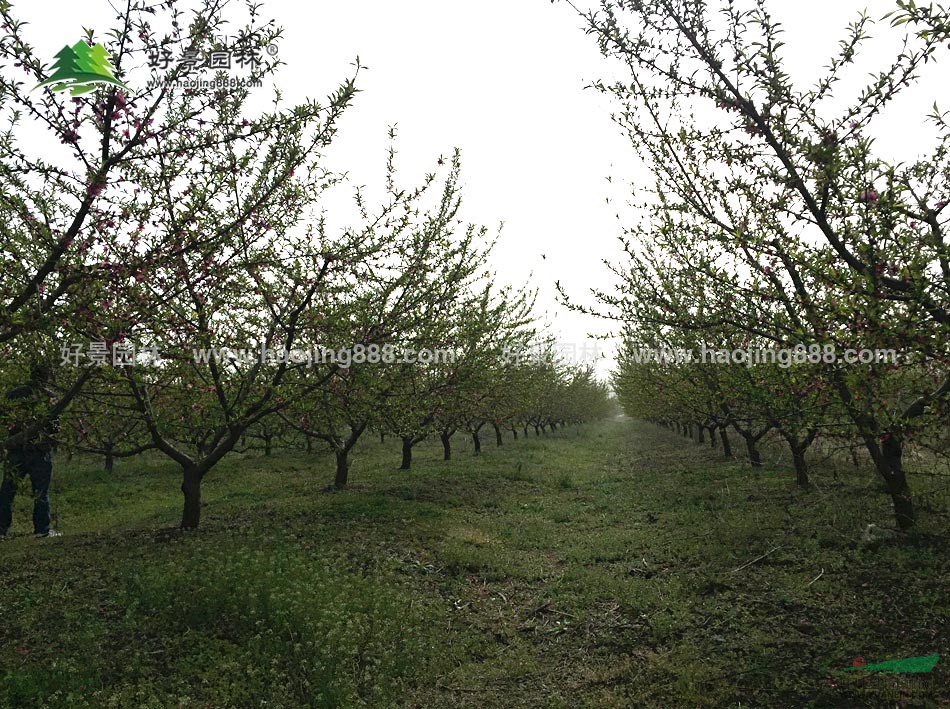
0, 418, 947, 707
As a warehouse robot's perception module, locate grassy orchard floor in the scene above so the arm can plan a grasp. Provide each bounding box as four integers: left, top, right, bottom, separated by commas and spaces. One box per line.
0, 419, 947, 707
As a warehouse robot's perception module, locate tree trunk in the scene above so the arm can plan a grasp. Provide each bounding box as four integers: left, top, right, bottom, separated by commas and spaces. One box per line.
440, 431, 452, 461
180, 468, 203, 529
400, 436, 413, 471
791, 445, 809, 487
380, 431, 386, 443
876, 435, 915, 530
472, 431, 481, 455
493, 423, 503, 447
534, 425, 540, 436
511, 426, 518, 441
719, 427, 733, 459
550, 421, 557, 432
743, 434, 762, 467
709, 427, 717, 448
697, 426, 705, 444
832, 371, 918, 530
264, 434, 272, 457
335, 449, 349, 489
778, 429, 817, 488
104, 448, 114, 473
306, 436, 313, 454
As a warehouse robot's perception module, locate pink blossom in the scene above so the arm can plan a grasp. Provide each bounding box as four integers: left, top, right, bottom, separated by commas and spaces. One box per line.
858, 189, 879, 204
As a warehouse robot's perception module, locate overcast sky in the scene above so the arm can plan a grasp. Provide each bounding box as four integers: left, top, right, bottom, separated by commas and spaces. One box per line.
22, 0, 940, 377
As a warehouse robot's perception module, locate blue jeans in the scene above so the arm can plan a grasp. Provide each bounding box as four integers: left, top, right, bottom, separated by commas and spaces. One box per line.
0, 449, 53, 535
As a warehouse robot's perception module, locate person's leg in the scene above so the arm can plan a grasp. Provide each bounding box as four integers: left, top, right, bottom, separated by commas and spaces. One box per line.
0, 455, 24, 536
28, 451, 53, 536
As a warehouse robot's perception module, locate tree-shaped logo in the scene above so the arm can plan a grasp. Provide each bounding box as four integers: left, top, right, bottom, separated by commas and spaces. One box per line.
35, 41, 129, 96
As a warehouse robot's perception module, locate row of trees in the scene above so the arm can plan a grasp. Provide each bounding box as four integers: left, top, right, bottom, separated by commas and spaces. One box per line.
565, 0, 950, 530
0, 0, 612, 528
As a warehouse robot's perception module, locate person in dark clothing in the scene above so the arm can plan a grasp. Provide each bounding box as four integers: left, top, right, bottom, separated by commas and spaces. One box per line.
0, 363, 60, 538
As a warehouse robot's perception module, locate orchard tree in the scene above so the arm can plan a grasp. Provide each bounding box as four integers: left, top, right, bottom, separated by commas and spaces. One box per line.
61, 369, 153, 472
117, 144, 449, 528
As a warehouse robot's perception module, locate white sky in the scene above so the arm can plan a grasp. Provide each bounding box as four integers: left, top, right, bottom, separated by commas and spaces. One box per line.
20, 0, 942, 377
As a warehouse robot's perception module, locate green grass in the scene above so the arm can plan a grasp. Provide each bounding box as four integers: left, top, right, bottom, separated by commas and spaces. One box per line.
1, 420, 947, 707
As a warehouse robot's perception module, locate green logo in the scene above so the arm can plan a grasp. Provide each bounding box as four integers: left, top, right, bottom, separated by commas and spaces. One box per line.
35, 41, 129, 96
843, 654, 939, 674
